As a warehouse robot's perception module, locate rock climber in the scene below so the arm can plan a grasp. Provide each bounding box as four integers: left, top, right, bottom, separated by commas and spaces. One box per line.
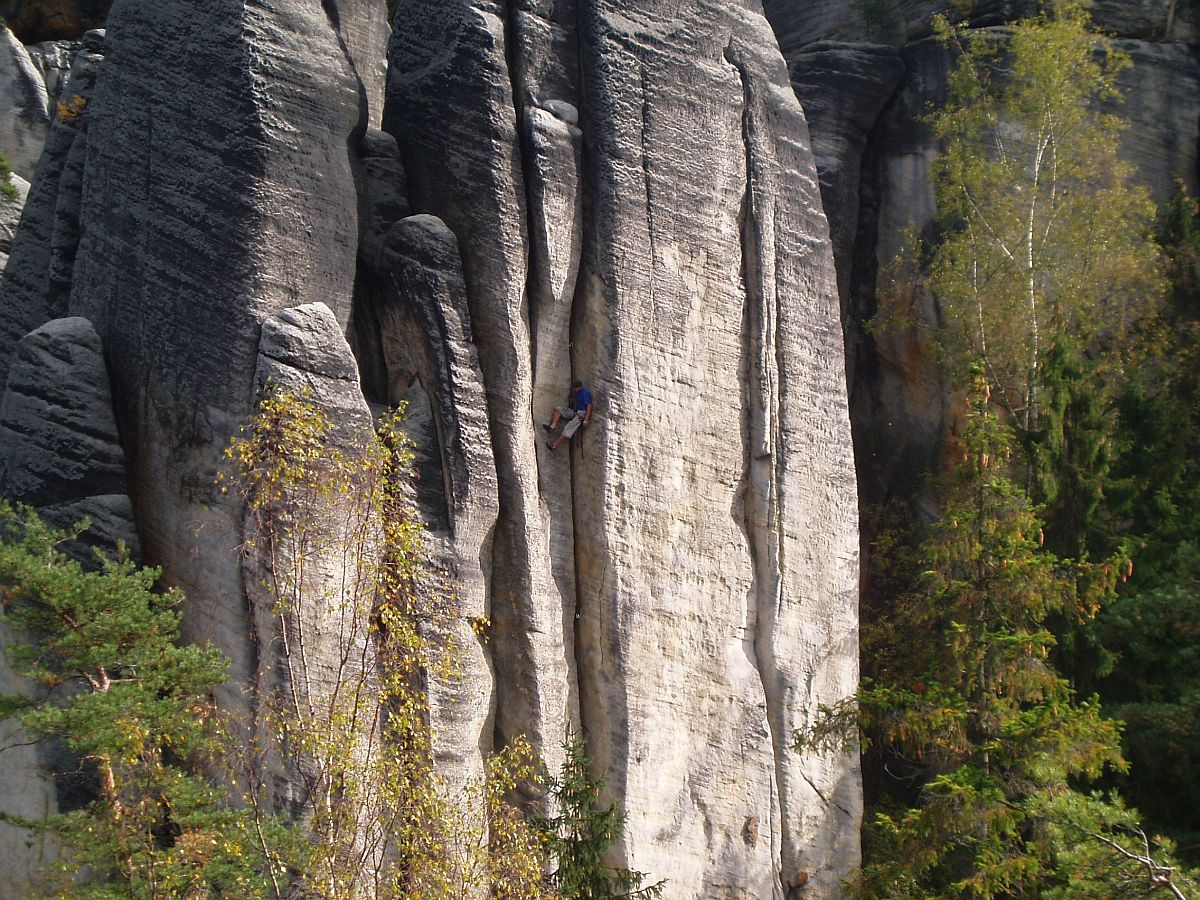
543, 379, 593, 451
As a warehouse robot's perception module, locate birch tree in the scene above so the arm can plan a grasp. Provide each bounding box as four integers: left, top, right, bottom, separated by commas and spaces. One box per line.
929, 0, 1163, 435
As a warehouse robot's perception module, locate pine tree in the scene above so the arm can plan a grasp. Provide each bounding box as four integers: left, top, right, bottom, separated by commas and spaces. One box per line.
536, 738, 665, 900
0, 503, 285, 897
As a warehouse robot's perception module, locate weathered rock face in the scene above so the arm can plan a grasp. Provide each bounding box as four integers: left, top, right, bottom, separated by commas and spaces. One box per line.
0, 315, 137, 550
0, 24, 51, 178
378, 2, 861, 895
25, 37, 80, 103
0, 0, 862, 896
0, 27, 101, 373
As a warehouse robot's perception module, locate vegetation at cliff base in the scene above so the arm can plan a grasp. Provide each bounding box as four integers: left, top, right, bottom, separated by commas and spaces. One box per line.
0, 393, 665, 899
0, 148, 19, 202
0, 503, 280, 897
223, 389, 550, 899
535, 738, 665, 900
800, 382, 1195, 896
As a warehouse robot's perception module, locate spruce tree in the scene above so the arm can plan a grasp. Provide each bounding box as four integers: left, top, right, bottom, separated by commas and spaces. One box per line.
536, 738, 664, 900
799, 380, 1196, 897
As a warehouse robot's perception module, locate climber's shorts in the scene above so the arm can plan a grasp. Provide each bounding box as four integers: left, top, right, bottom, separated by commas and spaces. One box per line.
555, 406, 585, 439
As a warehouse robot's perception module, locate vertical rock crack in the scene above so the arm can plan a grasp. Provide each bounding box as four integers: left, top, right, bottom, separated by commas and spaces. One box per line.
727, 40, 794, 895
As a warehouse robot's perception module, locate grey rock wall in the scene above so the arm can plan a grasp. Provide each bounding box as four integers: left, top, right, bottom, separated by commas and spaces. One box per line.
380, 1, 861, 896
0, 0, 862, 895
0, 0, 391, 836
0, 28, 101, 382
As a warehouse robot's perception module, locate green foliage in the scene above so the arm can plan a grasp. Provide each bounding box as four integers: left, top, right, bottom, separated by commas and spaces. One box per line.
1161, 182, 1200, 314
855, 0, 1200, 886
536, 738, 665, 900
1027, 337, 1115, 560
0, 148, 18, 202
798, 381, 1197, 897
928, 0, 1163, 435
225, 389, 550, 899
1034, 791, 1199, 898
0, 504, 282, 897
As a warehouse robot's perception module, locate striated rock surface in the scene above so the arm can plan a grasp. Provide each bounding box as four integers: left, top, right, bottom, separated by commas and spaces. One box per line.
366, 213, 500, 790
384, 0, 578, 789
42, 0, 387, 705
1109, 38, 1200, 203
0, 0, 863, 895
0, 316, 136, 550
0, 27, 102, 376
382, 1, 861, 895
0, 24, 51, 178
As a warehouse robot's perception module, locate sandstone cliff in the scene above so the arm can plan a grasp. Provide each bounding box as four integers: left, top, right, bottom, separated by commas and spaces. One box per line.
0, 1, 860, 897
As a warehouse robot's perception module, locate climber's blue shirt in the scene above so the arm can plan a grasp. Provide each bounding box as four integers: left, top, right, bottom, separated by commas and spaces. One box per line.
572, 386, 593, 413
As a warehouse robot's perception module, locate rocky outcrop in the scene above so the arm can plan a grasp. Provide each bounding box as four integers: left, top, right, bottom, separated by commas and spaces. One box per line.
0, 24, 50, 178
381, 2, 861, 896
44, 0, 385, 705
0, 27, 101, 377
0, 1, 862, 896
1110, 38, 1200, 203
364, 213, 500, 790
765, 0, 1198, 49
